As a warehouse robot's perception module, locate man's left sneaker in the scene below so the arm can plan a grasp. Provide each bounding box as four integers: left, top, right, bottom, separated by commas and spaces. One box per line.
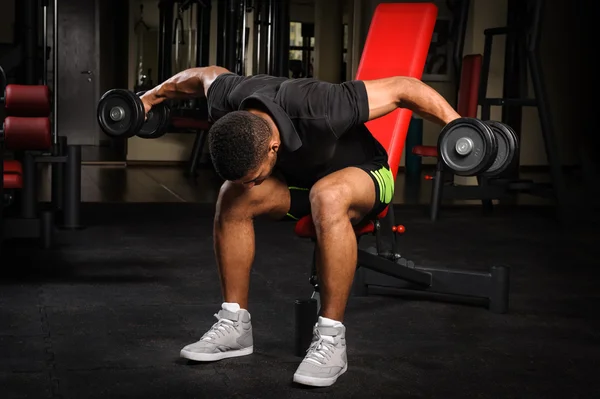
293, 323, 348, 387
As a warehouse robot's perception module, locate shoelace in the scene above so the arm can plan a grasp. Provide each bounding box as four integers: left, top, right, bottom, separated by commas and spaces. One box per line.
305, 332, 336, 365
200, 313, 236, 341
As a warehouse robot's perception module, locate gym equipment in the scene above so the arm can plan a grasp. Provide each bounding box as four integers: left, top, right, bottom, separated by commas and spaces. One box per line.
482, 121, 519, 177
437, 118, 519, 177
1, 117, 52, 150
0, 67, 52, 117
437, 117, 498, 176
135, 92, 171, 139
97, 89, 145, 138
477, 0, 566, 221
0, 67, 83, 251
292, 3, 509, 357
97, 89, 170, 139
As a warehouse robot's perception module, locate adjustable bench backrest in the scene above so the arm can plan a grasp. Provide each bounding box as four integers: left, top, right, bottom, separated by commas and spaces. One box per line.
293, 3, 439, 239
356, 2, 437, 212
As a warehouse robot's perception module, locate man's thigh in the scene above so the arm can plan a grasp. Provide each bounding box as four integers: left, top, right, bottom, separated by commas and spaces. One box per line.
282, 162, 395, 223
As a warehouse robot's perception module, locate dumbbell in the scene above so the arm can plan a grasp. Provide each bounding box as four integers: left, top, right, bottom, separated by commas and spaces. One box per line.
97, 89, 171, 139
437, 117, 519, 177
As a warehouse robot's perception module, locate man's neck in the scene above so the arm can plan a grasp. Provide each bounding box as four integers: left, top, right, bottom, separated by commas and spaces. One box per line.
247, 108, 280, 142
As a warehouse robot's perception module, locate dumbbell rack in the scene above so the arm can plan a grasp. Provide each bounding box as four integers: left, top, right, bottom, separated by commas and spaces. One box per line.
0, 66, 82, 253
477, 0, 567, 220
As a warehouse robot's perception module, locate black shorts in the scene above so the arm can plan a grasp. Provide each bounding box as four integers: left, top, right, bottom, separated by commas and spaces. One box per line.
283, 161, 395, 222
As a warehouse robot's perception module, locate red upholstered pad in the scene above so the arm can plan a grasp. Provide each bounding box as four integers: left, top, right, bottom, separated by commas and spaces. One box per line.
171, 117, 211, 130
3, 173, 22, 189
3, 160, 22, 174
3, 116, 52, 150
358, 3, 438, 182
4, 84, 51, 117
294, 215, 375, 238
412, 145, 438, 157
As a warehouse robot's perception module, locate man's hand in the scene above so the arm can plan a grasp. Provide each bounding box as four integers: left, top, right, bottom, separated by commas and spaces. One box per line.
140, 93, 154, 120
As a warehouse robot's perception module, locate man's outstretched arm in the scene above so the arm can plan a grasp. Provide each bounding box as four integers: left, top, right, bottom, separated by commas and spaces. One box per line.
141, 66, 230, 108
363, 76, 461, 126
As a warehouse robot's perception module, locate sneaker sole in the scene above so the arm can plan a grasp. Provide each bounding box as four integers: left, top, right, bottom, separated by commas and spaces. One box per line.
180, 346, 254, 362
293, 363, 348, 387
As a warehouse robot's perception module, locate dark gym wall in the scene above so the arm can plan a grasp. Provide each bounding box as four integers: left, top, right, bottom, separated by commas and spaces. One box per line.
0, 0, 15, 43
540, 1, 595, 175
98, 0, 130, 104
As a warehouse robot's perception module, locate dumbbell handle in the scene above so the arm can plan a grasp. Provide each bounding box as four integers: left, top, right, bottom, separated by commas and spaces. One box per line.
455, 137, 474, 156
108, 105, 154, 123
109, 106, 127, 122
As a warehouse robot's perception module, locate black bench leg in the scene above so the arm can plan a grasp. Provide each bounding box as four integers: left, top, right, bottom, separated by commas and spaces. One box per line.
40, 209, 54, 249
430, 161, 444, 221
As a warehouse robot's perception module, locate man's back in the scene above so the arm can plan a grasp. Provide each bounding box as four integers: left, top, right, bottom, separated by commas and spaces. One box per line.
206, 73, 388, 186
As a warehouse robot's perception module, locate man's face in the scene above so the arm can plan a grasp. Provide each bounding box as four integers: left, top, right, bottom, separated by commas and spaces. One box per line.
234, 147, 278, 189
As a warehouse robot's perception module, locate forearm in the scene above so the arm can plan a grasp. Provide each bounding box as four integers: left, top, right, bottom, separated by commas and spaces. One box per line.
397, 77, 461, 125
142, 66, 229, 106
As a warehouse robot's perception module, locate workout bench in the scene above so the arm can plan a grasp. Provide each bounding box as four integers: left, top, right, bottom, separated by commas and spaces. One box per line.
293, 3, 510, 356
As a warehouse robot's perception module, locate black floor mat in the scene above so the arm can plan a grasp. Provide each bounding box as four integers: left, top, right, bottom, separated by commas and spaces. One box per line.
1, 203, 599, 398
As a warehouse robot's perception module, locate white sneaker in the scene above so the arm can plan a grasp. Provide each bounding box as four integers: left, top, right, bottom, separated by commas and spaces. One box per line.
293, 323, 348, 387
180, 308, 253, 361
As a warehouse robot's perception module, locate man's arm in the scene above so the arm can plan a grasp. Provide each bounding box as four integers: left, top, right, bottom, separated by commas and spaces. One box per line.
363, 76, 461, 126
141, 66, 230, 108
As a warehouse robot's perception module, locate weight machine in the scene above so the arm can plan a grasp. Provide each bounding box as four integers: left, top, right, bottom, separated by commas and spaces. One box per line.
152, 0, 291, 175
1, 0, 83, 252
413, 0, 568, 223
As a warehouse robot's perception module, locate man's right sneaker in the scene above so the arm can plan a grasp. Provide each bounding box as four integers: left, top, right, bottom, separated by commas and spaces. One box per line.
180, 308, 253, 361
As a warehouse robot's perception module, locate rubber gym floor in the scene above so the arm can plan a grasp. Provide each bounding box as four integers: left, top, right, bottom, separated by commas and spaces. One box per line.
1, 166, 599, 399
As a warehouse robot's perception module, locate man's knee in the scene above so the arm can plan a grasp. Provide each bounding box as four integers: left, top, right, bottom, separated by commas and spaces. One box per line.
216, 179, 290, 220
309, 182, 351, 226
216, 181, 253, 220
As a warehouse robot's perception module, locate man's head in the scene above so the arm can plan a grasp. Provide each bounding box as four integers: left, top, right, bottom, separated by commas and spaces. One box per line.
208, 110, 280, 186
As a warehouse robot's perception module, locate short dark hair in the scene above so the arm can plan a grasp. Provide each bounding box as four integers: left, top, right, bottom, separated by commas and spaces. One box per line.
208, 110, 272, 181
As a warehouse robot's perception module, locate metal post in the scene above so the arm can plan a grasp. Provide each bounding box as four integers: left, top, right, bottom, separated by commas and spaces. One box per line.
158, 2, 165, 81
21, 152, 37, 219
51, 135, 66, 213
528, 0, 568, 223
40, 209, 54, 249
62, 145, 81, 230
240, 0, 247, 75
274, 0, 290, 77
42, 0, 49, 85
22, 0, 38, 84
196, 1, 211, 67
253, 0, 262, 74
225, 0, 238, 72
53, 0, 58, 146
265, 0, 273, 75
158, 0, 175, 82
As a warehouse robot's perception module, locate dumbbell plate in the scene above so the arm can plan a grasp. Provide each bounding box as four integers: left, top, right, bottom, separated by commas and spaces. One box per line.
97, 89, 144, 138
136, 92, 170, 139
438, 117, 498, 176
482, 121, 519, 177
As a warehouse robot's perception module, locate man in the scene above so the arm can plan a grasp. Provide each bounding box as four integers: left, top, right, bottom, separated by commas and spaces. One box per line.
140, 66, 460, 387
